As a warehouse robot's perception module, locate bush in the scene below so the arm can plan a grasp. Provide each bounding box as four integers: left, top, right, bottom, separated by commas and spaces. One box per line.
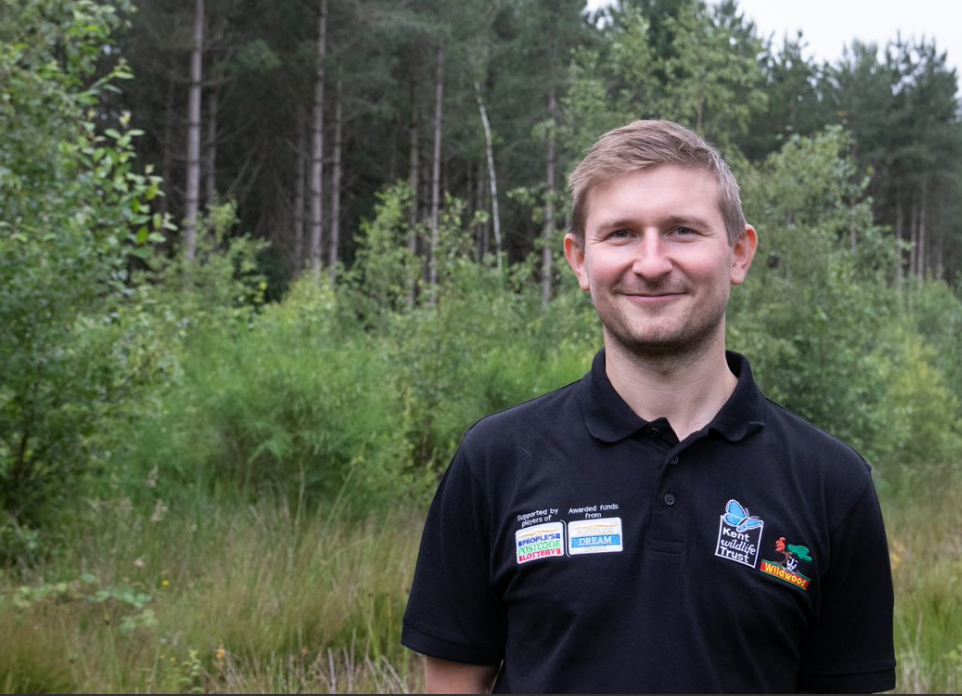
0, 0, 166, 529
732, 128, 901, 461
111, 275, 412, 514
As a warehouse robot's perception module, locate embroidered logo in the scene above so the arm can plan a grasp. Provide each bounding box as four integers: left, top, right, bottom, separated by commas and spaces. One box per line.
715, 499, 764, 569
516, 522, 565, 564
760, 536, 813, 591
568, 517, 623, 555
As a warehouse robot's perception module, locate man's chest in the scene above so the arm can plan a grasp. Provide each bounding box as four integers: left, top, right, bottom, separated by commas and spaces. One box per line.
489, 448, 824, 642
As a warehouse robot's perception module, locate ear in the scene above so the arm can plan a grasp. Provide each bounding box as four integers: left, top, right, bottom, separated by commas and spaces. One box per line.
564, 233, 591, 292
730, 225, 758, 286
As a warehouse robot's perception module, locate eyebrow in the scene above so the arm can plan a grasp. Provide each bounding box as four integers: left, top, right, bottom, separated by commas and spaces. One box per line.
592, 214, 717, 233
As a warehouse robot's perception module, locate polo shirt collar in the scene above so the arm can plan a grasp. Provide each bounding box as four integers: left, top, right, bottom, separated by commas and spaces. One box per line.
581, 349, 767, 444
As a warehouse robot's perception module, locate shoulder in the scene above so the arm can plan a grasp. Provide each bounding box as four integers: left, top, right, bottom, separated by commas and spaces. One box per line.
459, 378, 584, 463
760, 397, 875, 526
463, 378, 584, 444
764, 398, 869, 465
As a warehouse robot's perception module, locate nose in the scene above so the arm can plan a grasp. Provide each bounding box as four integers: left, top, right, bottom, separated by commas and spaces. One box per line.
630, 232, 673, 280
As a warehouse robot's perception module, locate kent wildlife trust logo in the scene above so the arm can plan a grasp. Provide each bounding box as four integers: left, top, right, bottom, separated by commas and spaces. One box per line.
715, 499, 764, 569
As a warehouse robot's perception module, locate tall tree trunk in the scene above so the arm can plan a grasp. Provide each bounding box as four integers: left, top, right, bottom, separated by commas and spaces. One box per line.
293, 105, 307, 273
477, 163, 488, 259
160, 79, 174, 220
309, 0, 328, 273
465, 160, 475, 227
935, 197, 945, 280
541, 85, 558, 308
407, 84, 420, 247
428, 46, 444, 288
407, 84, 420, 306
205, 85, 218, 209
909, 191, 918, 285
917, 179, 927, 289
895, 190, 903, 293
328, 78, 343, 285
474, 80, 502, 273
183, 0, 205, 261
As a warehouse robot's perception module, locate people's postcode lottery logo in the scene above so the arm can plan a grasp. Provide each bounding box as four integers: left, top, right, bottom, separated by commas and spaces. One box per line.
516, 522, 564, 564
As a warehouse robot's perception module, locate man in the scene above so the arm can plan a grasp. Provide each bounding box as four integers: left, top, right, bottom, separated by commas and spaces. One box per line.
401, 120, 895, 693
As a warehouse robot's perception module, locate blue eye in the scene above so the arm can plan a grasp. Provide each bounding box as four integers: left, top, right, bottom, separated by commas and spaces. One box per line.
611, 229, 630, 238
673, 227, 694, 236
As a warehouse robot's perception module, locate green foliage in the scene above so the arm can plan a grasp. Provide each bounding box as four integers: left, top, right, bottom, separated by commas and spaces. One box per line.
874, 330, 962, 470
0, 1, 273, 557
1, 2, 960, 692
10, 574, 156, 635
661, 1, 767, 141
908, 280, 962, 398
732, 128, 903, 461
343, 183, 421, 322
0, 0, 164, 530
562, 0, 767, 165
110, 187, 597, 510
112, 276, 408, 513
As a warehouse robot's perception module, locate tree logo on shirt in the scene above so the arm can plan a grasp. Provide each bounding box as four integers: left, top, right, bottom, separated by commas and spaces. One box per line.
759, 536, 813, 591
714, 499, 765, 569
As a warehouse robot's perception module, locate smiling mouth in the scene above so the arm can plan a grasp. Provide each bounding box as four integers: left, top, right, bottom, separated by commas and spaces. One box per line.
623, 292, 685, 303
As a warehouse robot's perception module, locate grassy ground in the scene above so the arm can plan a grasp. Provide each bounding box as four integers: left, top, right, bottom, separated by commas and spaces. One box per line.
885, 474, 962, 693
0, 500, 425, 694
1, 476, 960, 693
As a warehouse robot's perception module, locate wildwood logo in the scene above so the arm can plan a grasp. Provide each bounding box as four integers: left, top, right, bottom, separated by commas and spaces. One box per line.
760, 560, 811, 590
760, 536, 813, 592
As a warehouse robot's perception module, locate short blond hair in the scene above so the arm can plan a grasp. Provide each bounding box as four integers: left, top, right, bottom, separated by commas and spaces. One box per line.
568, 120, 746, 245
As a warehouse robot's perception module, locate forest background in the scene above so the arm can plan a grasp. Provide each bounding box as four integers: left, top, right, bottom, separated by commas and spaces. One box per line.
2, 0, 962, 692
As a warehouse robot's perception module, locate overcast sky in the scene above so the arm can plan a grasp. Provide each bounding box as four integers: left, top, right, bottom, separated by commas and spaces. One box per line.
585, 0, 962, 81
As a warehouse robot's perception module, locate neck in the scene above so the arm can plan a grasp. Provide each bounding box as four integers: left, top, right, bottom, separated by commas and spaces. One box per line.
603, 329, 737, 441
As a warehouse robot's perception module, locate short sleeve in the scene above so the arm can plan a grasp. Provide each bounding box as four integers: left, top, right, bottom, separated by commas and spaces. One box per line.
798, 476, 896, 693
401, 446, 506, 665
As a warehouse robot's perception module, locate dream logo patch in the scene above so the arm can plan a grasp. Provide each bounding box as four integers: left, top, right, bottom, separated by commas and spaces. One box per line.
568, 517, 623, 555
714, 499, 764, 569
759, 536, 813, 591
516, 522, 565, 564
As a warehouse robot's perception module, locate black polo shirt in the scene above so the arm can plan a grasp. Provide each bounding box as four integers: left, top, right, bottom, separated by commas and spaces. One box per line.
402, 350, 895, 693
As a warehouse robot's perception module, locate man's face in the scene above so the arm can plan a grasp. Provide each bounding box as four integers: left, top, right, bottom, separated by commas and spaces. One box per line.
564, 165, 757, 358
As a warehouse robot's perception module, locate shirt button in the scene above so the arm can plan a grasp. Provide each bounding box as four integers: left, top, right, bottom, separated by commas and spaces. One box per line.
664, 493, 676, 506
669, 456, 679, 466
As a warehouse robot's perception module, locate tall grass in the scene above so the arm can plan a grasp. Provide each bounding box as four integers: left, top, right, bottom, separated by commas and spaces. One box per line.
1, 476, 960, 693
0, 497, 425, 694
886, 477, 962, 693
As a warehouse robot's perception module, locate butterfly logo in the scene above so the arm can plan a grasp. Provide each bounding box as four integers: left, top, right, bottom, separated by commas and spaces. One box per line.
723, 499, 764, 532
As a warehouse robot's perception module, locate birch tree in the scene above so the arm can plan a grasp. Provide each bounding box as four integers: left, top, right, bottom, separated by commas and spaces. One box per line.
329, 77, 344, 283
428, 45, 444, 287
474, 80, 502, 272
541, 83, 557, 307
184, 0, 205, 261
293, 105, 307, 272
309, 0, 328, 273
